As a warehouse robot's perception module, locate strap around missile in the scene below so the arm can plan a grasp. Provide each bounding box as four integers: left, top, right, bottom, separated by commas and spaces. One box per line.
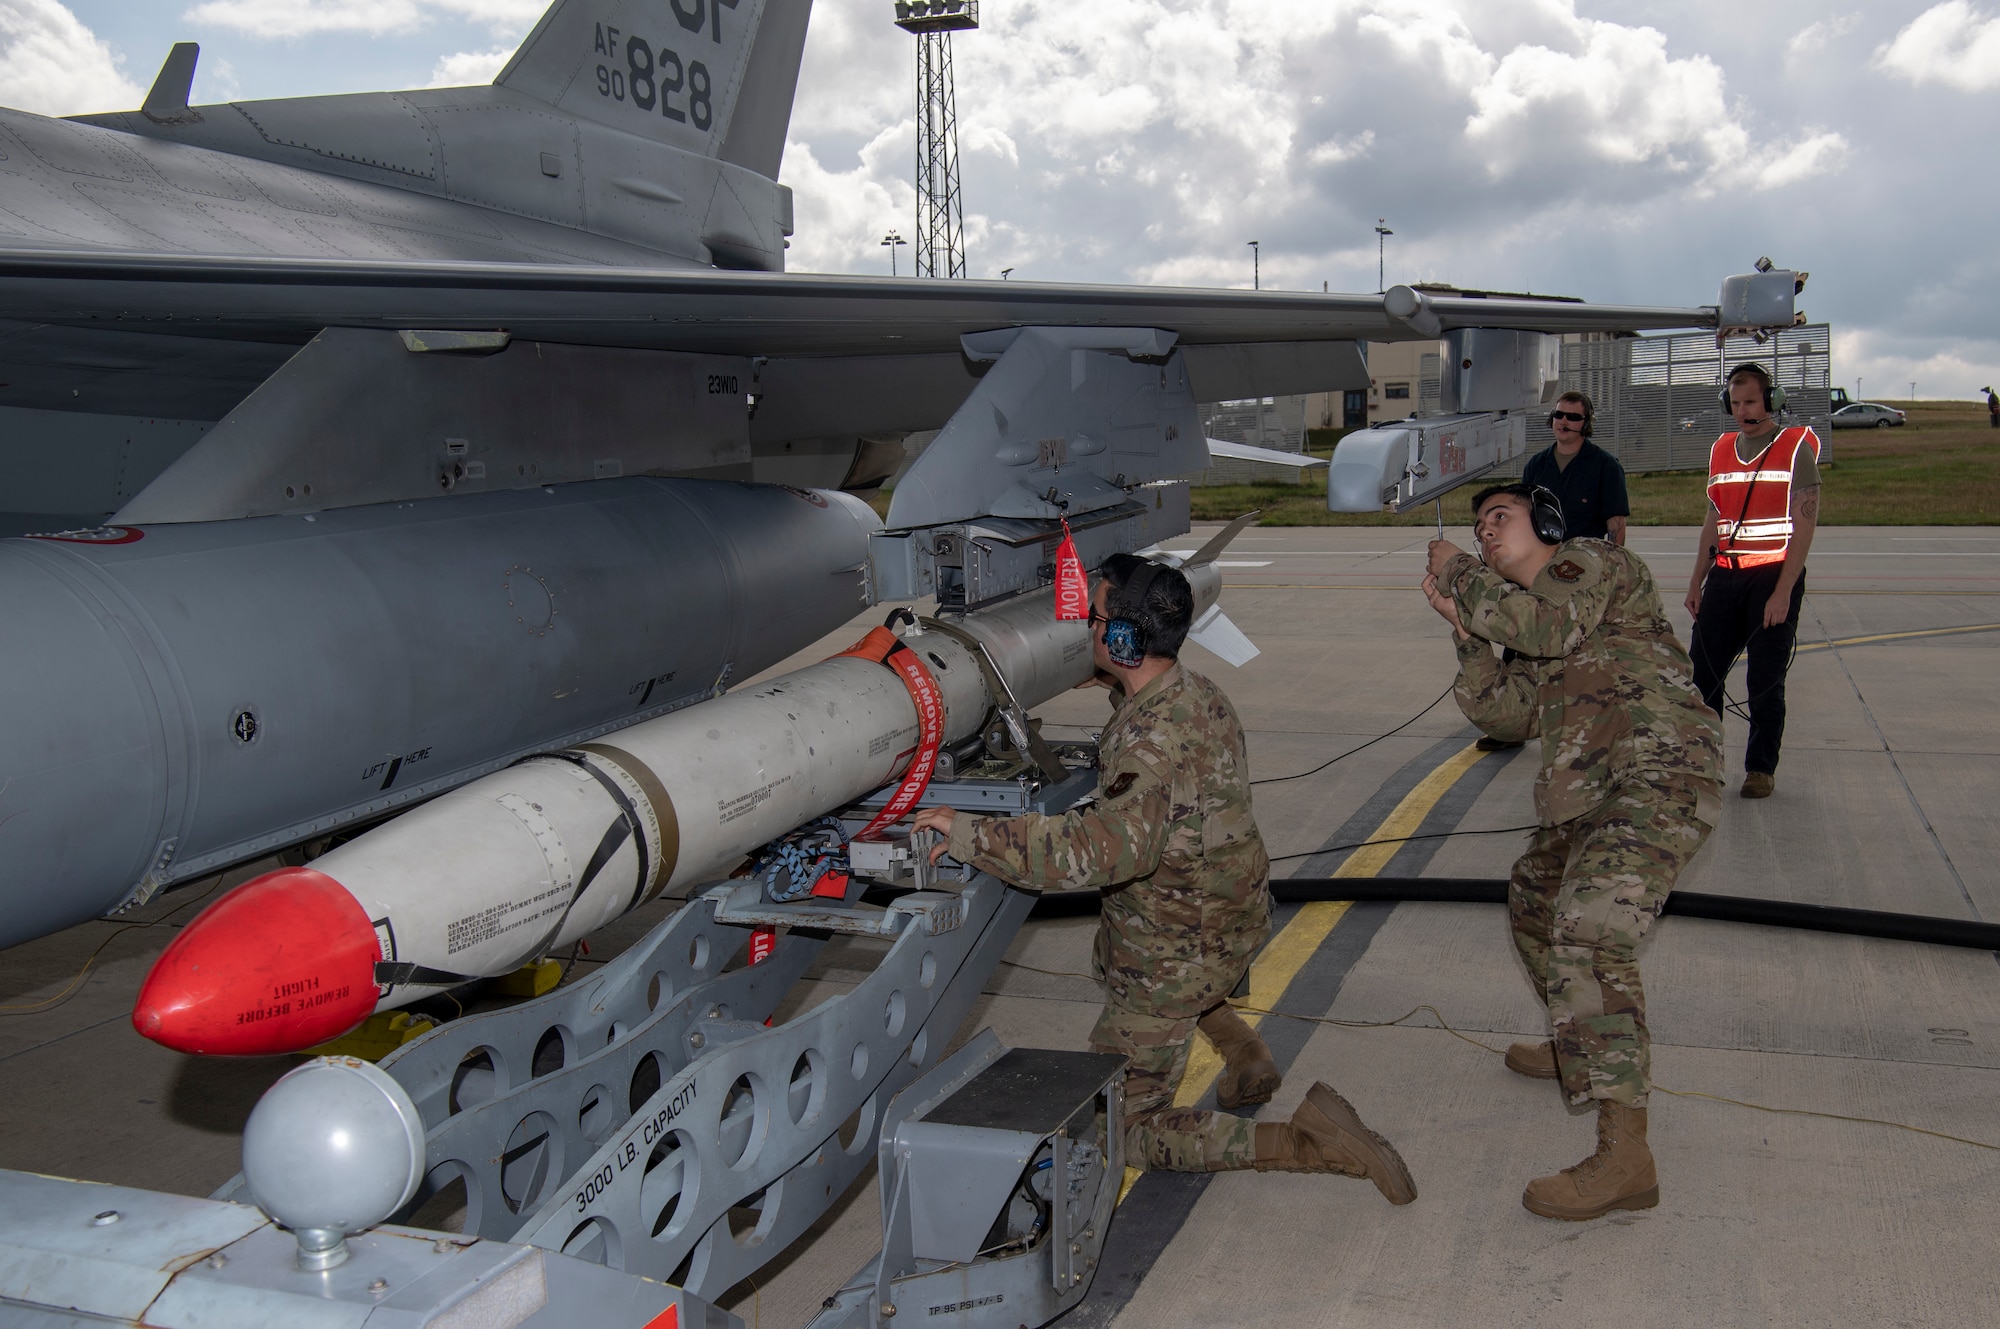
575, 742, 682, 903
834, 609, 946, 842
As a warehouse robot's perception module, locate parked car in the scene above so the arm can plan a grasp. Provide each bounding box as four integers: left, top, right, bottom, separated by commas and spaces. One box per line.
1831, 402, 1906, 429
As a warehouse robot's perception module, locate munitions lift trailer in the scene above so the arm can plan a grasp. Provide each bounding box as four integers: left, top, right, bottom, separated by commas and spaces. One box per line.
0, 750, 1124, 1329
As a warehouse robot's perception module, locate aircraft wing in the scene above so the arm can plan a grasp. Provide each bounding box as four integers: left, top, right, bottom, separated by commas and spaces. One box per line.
0, 248, 1719, 358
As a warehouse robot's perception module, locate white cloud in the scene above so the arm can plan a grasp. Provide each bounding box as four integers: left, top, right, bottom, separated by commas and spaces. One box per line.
424, 0, 546, 29
0, 0, 144, 115
1787, 13, 1860, 65
184, 0, 428, 37
1465, 25, 1724, 171
1876, 1, 2000, 92
183, 0, 544, 39
1702, 129, 1849, 192
779, 132, 916, 277
1459, 10, 1846, 195
960, 123, 1017, 167
428, 46, 511, 86
1306, 131, 1374, 167
194, 52, 242, 102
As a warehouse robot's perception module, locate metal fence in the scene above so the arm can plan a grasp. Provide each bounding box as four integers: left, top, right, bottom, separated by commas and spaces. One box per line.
1495, 323, 1833, 476
1192, 395, 1310, 485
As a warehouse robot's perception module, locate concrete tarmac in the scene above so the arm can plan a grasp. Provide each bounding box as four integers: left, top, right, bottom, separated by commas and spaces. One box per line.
3, 524, 1997, 1327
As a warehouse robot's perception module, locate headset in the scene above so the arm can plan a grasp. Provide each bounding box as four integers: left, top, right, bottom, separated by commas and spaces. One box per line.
1528, 485, 1566, 545
1547, 391, 1593, 437
1720, 362, 1787, 418
1102, 561, 1169, 668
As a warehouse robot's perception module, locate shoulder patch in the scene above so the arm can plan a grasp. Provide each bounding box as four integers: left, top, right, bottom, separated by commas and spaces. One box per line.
1549, 559, 1586, 582
1103, 771, 1138, 799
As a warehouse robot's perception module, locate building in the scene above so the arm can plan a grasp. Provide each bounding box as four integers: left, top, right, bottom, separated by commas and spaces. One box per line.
1302, 384, 1370, 431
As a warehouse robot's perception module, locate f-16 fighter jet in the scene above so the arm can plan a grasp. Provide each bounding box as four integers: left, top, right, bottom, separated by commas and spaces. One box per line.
0, 0, 1763, 965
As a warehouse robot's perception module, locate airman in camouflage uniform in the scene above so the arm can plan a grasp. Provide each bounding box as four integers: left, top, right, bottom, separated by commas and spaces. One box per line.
950, 662, 1269, 1171
1426, 483, 1721, 1221
913, 554, 1416, 1202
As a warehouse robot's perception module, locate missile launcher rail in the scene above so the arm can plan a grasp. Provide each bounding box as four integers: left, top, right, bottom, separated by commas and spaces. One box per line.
202, 761, 1102, 1310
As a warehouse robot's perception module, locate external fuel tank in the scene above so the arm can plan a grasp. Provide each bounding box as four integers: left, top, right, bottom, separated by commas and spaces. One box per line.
0, 479, 879, 949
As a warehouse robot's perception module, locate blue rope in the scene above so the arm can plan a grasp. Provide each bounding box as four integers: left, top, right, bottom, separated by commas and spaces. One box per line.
757, 817, 851, 902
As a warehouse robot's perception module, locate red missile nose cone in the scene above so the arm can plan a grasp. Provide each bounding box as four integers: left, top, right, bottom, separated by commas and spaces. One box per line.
134, 866, 380, 1056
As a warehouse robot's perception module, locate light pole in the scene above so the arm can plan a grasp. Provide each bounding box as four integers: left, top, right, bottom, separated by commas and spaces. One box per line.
1247, 240, 1260, 291
1374, 219, 1393, 293
880, 231, 907, 276
1000, 267, 1013, 280
1910, 380, 1917, 401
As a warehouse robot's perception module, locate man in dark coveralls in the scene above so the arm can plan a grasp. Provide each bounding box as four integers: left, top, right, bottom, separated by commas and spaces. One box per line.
1521, 390, 1630, 545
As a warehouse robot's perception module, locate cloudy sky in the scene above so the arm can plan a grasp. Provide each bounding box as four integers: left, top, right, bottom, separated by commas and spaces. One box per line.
2, 0, 1994, 397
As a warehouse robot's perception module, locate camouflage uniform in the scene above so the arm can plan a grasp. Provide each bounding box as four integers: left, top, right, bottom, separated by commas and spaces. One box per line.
1442, 539, 1722, 1108
947, 664, 1272, 1170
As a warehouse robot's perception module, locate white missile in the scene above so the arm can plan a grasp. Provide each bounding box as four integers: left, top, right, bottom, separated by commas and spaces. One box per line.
134, 567, 1224, 1055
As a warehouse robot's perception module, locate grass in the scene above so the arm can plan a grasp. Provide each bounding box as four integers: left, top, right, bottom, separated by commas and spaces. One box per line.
868, 401, 2000, 527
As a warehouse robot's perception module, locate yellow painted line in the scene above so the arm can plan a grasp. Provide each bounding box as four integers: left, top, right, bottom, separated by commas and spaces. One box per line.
1324, 743, 1489, 879
1117, 740, 1487, 1201
1797, 622, 2000, 652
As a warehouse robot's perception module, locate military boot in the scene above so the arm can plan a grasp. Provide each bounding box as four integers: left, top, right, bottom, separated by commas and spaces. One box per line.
1251, 1082, 1417, 1204
1521, 1100, 1658, 1220
1198, 1003, 1281, 1109
1503, 1039, 1560, 1080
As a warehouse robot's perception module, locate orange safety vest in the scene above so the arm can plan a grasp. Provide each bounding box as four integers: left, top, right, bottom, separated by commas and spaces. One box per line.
1707, 426, 1821, 568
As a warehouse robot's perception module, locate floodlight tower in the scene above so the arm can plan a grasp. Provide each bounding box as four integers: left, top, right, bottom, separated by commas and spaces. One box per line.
893, 0, 977, 279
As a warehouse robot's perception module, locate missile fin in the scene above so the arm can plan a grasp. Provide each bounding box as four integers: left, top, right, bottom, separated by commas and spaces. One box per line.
1206, 438, 1327, 468
1181, 510, 1262, 569
1186, 605, 1260, 667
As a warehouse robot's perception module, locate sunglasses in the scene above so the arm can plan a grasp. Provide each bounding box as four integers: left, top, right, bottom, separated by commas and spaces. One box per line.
1551, 410, 1586, 422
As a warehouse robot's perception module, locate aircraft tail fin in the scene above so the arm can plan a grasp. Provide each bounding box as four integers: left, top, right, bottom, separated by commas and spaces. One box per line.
498, 0, 810, 179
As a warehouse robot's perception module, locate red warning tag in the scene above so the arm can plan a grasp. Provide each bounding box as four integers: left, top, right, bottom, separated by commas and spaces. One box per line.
1054, 518, 1088, 621
748, 926, 778, 965
809, 870, 851, 900
835, 627, 946, 843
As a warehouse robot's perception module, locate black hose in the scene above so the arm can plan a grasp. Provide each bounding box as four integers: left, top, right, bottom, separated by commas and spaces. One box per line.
1271, 878, 1506, 905
1020, 878, 2000, 951
1666, 889, 2000, 950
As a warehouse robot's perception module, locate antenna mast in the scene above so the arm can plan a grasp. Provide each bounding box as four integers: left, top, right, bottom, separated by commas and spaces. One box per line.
892, 1, 977, 279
